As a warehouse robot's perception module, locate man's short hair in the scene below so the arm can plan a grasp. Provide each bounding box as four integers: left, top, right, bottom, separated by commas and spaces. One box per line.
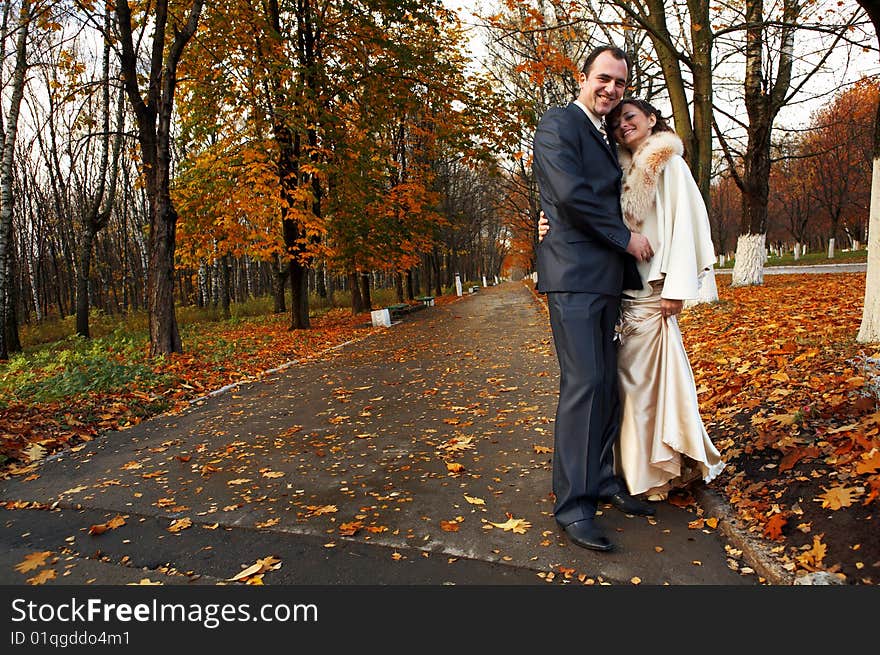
581, 45, 631, 81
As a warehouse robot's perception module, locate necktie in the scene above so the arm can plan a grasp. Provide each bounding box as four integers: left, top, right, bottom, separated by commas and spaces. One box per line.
598, 120, 609, 145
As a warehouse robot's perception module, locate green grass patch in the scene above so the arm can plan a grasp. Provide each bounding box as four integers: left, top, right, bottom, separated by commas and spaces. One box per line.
716, 248, 867, 269
0, 330, 171, 406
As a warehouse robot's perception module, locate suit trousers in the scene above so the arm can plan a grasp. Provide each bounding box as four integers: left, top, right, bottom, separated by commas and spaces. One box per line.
547, 291, 624, 525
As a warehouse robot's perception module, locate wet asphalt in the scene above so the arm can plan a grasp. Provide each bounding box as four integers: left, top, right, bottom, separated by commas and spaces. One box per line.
0, 282, 759, 586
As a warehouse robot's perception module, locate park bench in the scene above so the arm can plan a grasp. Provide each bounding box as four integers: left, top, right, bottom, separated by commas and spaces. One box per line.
371, 302, 426, 327
416, 296, 435, 306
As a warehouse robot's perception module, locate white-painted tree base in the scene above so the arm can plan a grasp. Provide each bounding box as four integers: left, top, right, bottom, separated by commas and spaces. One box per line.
858, 157, 880, 343
731, 233, 766, 287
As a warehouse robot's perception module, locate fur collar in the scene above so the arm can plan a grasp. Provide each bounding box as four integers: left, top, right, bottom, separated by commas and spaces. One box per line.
618, 130, 684, 232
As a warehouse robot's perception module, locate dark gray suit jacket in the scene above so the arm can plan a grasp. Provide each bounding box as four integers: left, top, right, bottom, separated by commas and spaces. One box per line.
533, 102, 641, 295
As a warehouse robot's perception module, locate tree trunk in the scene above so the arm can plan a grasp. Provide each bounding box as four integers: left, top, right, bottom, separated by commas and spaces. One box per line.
289, 262, 309, 329
272, 255, 287, 313
732, 233, 766, 287
395, 271, 404, 303
0, 0, 30, 359
857, 0, 880, 342
116, 0, 202, 355
360, 272, 372, 309
349, 270, 364, 314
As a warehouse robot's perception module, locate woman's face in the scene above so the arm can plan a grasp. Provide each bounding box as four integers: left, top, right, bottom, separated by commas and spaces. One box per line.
611, 103, 656, 151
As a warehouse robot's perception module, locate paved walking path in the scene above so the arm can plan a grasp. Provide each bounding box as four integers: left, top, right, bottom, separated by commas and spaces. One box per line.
0, 283, 756, 586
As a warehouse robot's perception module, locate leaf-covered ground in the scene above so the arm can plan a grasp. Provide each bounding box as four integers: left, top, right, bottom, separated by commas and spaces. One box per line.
681, 273, 877, 584
1, 276, 876, 584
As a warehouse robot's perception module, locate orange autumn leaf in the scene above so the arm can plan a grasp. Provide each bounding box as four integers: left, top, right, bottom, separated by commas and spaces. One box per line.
817, 485, 861, 510
88, 514, 127, 535
440, 520, 460, 532
27, 569, 57, 585
797, 535, 827, 570
167, 518, 193, 533
855, 450, 880, 475
338, 521, 362, 536
15, 551, 52, 573
763, 513, 789, 540
446, 462, 465, 473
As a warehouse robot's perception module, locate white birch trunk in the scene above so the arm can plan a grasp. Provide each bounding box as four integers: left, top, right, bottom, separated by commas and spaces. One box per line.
794, 243, 800, 260
731, 233, 766, 287
828, 238, 835, 259
858, 158, 880, 342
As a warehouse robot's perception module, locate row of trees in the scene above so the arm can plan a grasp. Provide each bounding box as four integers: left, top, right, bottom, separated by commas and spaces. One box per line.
1, 0, 878, 359
0, 0, 510, 359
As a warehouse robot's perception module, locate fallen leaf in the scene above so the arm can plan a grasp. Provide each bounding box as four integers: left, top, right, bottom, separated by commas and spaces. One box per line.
127, 579, 163, 585
338, 521, 362, 536
255, 518, 280, 529
489, 515, 531, 534
855, 450, 880, 475
446, 462, 465, 473
464, 495, 485, 505
168, 518, 192, 533
440, 520, 460, 532
227, 478, 252, 486
797, 535, 827, 569
817, 485, 861, 510
229, 556, 282, 582
15, 551, 52, 573
533, 445, 552, 454
763, 513, 788, 540
27, 569, 56, 585
262, 471, 285, 479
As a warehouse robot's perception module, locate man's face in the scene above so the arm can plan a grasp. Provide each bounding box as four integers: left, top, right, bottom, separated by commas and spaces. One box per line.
577, 51, 628, 117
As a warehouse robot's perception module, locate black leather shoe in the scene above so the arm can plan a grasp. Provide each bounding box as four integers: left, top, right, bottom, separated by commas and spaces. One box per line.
561, 519, 614, 552
603, 491, 656, 516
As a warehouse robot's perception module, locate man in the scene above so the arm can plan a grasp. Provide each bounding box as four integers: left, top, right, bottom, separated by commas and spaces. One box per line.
532, 45, 656, 552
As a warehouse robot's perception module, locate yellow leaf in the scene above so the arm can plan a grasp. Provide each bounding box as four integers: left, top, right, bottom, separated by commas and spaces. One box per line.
817, 485, 861, 510
446, 462, 465, 473
533, 445, 552, 454
797, 535, 827, 569
15, 551, 52, 573
168, 518, 192, 533
127, 579, 163, 585
228, 556, 282, 582
464, 495, 485, 505
705, 517, 719, 529
227, 478, 252, 486
262, 471, 285, 479
489, 515, 532, 534
121, 461, 142, 470
27, 569, 56, 585
255, 518, 280, 528
688, 518, 705, 529
305, 504, 337, 516
631, 576, 641, 584
770, 372, 790, 383
25, 443, 47, 463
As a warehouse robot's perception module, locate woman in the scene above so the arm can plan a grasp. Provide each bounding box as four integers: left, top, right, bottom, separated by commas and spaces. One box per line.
538, 97, 725, 500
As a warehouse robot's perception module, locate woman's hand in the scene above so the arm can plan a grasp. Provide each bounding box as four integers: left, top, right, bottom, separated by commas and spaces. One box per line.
537, 211, 550, 242
660, 298, 683, 319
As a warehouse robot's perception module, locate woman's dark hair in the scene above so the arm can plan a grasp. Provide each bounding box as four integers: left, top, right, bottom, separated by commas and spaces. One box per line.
607, 98, 674, 134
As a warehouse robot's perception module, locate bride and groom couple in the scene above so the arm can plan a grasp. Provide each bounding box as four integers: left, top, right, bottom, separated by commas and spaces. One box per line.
533, 45, 725, 552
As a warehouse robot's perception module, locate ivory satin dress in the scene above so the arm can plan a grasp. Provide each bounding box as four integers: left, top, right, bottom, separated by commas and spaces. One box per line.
614, 131, 725, 497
